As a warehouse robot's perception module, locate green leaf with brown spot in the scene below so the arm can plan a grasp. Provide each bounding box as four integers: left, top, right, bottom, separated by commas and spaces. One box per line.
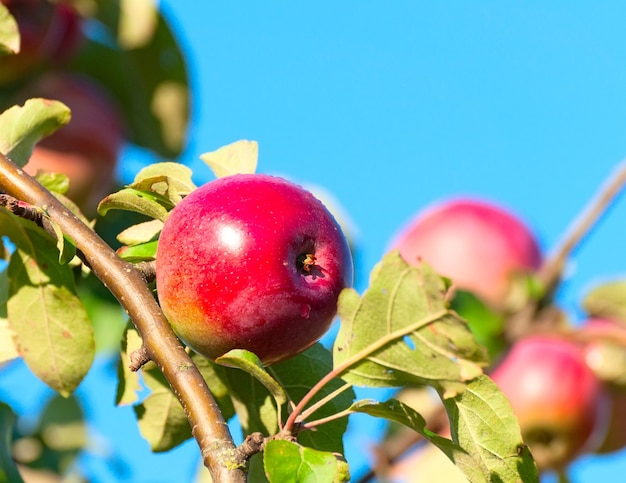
0, 211, 94, 396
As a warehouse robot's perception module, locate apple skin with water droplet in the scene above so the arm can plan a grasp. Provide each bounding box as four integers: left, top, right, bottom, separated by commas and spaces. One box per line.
390, 198, 542, 308
155, 173, 353, 365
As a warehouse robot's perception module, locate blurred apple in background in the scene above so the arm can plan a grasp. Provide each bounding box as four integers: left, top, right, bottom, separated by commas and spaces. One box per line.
17, 72, 125, 214
390, 198, 542, 310
490, 335, 608, 471
0, 0, 84, 86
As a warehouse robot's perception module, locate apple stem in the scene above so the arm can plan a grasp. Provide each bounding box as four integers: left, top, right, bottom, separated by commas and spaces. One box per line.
0, 154, 247, 483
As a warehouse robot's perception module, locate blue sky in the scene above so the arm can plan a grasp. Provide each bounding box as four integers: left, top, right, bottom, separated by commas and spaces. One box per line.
4, 1, 626, 482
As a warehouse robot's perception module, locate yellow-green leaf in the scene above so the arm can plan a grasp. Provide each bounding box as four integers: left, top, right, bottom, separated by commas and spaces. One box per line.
0, 4, 19, 56
200, 140, 258, 178
0, 99, 71, 166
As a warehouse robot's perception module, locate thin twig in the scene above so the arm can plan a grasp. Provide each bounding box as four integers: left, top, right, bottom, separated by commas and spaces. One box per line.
297, 382, 354, 423
539, 160, 626, 295
283, 309, 448, 433
0, 154, 246, 482
506, 161, 626, 341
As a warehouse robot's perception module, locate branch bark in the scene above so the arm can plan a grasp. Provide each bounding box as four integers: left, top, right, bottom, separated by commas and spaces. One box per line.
0, 154, 246, 482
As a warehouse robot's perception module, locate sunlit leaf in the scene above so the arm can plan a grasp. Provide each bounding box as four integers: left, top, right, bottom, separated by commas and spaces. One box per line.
0, 403, 23, 483
131, 162, 197, 206
116, 322, 143, 406
442, 374, 538, 482
333, 251, 488, 397
582, 280, 626, 324
33, 172, 70, 195
97, 188, 171, 221
0, 99, 71, 166
0, 4, 20, 56
116, 219, 164, 246
263, 440, 338, 483
134, 365, 192, 452
200, 140, 258, 179
0, 266, 18, 364
0, 211, 94, 396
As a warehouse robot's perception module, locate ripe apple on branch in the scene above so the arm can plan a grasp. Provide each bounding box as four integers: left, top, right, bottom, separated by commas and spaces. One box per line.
2, 3, 626, 483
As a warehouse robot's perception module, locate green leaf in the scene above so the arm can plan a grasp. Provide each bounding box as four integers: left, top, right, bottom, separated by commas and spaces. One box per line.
221, 365, 281, 437
442, 374, 539, 482
116, 219, 163, 246
0, 266, 18, 364
0, 99, 71, 166
68, 4, 189, 158
0, 403, 23, 483
272, 344, 354, 453
216, 349, 288, 408
116, 322, 143, 406
451, 290, 506, 362
263, 440, 338, 483
0, 211, 94, 396
134, 364, 192, 452
0, 4, 19, 56
582, 280, 626, 324
33, 172, 70, 196
121, 323, 235, 451
200, 140, 259, 178
97, 188, 171, 221
333, 251, 488, 397
132, 162, 197, 204
352, 398, 486, 482
116, 240, 158, 262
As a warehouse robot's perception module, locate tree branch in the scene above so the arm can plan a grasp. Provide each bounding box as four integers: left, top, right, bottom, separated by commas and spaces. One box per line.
0, 154, 246, 483
538, 160, 626, 295
506, 161, 626, 340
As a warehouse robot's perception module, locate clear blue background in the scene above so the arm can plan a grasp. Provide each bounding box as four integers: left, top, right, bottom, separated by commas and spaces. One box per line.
3, 1, 626, 482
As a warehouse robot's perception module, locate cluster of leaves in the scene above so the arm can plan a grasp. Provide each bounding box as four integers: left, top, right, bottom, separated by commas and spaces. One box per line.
0, 4, 540, 482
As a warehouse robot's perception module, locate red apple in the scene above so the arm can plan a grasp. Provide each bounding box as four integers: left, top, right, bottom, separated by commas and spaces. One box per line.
389, 198, 542, 308
18, 72, 124, 213
0, 0, 84, 86
155, 174, 353, 365
490, 335, 607, 470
